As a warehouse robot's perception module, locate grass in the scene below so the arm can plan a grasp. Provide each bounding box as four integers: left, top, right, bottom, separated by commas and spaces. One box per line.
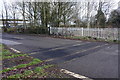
52, 35, 120, 44
1, 44, 70, 78
8, 70, 34, 78
3, 54, 27, 59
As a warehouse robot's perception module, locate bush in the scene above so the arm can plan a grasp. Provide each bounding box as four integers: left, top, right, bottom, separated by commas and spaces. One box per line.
113, 40, 117, 42
34, 67, 43, 73
5, 26, 49, 34
7, 27, 17, 33
23, 27, 49, 34
87, 36, 92, 39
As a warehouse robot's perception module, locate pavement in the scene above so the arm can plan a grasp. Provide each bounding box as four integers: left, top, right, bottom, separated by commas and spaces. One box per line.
1, 33, 119, 78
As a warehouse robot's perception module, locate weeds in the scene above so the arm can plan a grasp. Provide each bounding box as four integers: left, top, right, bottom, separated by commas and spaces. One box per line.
2, 58, 43, 73
2, 44, 69, 78
3, 54, 27, 59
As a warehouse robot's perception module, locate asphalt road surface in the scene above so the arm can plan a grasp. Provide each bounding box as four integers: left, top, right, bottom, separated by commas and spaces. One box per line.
1, 33, 119, 78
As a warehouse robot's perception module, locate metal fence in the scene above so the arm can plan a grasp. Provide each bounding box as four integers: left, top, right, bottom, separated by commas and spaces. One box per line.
50, 27, 120, 40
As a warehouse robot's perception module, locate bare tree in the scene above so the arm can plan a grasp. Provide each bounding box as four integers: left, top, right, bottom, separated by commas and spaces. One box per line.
1, 9, 4, 27
3, 2, 9, 28
9, 3, 18, 27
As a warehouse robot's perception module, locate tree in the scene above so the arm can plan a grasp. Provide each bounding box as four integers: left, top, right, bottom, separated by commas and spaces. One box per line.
40, 2, 51, 28
61, 2, 76, 26
16, 2, 28, 28
108, 10, 120, 28
10, 3, 18, 27
95, 2, 106, 28
50, 2, 76, 27
3, 2, 9, 28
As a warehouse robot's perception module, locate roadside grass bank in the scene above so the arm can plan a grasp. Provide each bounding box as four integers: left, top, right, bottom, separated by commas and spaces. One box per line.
1, 44, 72, 79
50, 35, 120, 44
4, 32, 120, 44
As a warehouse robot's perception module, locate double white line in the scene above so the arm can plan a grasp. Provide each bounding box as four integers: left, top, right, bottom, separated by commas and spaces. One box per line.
45, 43, 108, 62
29, 42, 90, 55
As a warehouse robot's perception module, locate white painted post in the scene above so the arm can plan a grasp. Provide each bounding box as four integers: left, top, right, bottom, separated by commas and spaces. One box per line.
82, 27, 83, 36
98, 28, 99, 39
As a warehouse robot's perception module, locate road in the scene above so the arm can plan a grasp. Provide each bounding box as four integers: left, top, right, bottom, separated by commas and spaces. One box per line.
1, 33, 118, 78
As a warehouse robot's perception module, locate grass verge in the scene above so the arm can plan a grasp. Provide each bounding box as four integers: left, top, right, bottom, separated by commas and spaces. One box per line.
51, 35, 120, 44
1, 44, 71, 79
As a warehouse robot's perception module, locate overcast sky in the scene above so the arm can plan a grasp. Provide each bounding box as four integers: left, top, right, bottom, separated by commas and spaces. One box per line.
0, 0, 119, 9
0, 0, 120, 19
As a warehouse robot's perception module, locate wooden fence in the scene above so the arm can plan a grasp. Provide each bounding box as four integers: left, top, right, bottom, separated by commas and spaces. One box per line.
50, 27, 120, 40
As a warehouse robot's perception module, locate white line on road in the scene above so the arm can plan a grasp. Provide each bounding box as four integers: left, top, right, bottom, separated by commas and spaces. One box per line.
47, 42, 89, 51
13, 37, 23, 39
10, 48, 21, 53
72, 42, 90, 46
48, 42, 88, 51
29, 42, 90, 55
28, 52, 37, 55
76, 41, 82, 42
45, 44, 109, 62
0, 39, 22, 45
60, 69, 93, 80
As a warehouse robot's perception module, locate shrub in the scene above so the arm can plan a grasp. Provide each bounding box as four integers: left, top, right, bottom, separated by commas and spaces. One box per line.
7, 28, 17, 33
33, 58, 42, 62
15, 64, 27, 68
113, 40, 117, 42
23, 70, 33, 77
3, 54, 27, 59
8, 74, 23, 78
87, 36, 92, 39
43, 65, 53, 69
34, 67, 43, 73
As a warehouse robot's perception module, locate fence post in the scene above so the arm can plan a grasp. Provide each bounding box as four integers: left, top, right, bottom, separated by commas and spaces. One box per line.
82, 27, 83, 36
97, 28, 99, 38
87, 27, 90, 36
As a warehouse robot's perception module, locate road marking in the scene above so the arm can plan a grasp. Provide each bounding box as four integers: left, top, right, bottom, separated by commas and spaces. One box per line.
0, 39, 22, 45
45, 44, 109, 62
28, 52, 38, 55
64, 43, 108, 57
76, 41, 82, 42
49, 42, 90, 51
29, 42, 90, 55
60, 69, 93, 80
73, 42, 90, 46
63, 44, 109, 63
14, 37, 23, 39
10, 48, 21, 53
50, 47, 65, 51
45, 58, 54, 62
28, 52, 37, 55
75, 45, 101, 54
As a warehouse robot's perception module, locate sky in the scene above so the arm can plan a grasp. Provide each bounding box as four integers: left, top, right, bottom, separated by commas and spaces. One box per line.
0, 0, 119, 9
0, 0, 120, 19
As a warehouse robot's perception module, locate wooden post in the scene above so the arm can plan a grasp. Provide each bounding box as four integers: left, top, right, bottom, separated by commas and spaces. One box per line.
82, 27, 83, 36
